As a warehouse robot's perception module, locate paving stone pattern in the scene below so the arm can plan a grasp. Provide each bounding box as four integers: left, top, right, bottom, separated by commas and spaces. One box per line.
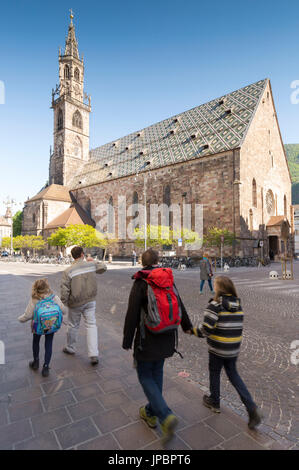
0, 266, 284, 450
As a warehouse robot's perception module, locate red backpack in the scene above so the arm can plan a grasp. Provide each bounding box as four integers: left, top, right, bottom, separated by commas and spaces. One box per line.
134, 268, 182, 334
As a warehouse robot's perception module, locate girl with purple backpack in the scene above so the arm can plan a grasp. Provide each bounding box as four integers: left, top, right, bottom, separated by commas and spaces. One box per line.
18, 278, 67, 377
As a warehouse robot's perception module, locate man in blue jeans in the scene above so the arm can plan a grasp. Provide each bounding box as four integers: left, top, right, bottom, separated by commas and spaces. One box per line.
123, 248, 193, 445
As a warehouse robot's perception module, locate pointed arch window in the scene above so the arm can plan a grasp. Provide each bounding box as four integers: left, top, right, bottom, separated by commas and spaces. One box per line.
266, 189, 275, 216
74, 67, 80, 81
57, 109, 63, 130
72, 110, 82, 129
108, 196, 114, 234
284, 195, 287, 217
132, 191, 139, 221
73, 136, 82, 159
163, 185, 172, 228
252, 178, 257, 208
64, 64, 70, 79
249, 209, 253, 231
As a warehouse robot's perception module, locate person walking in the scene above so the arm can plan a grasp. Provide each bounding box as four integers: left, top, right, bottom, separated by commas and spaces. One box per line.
18, 278, 67, 377
122, 248, 193, 445
191, 275, 262, 429
132, 249, 137, 266
61, 246, 107, 365
199, 254, 214, 294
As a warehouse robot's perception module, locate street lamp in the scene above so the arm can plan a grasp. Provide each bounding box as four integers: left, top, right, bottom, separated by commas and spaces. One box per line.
135, 162, 155, 252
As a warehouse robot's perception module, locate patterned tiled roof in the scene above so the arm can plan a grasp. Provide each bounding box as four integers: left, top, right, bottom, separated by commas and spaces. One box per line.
27, 184, 72, 203
70, 79, 268, 189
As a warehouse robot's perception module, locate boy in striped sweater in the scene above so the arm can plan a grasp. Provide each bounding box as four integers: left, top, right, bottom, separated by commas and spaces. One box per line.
192, 275, 262, 429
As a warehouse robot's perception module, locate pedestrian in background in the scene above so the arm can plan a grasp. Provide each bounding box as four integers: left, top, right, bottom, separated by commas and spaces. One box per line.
132, 249, 137, 266
18, 278, 67, 377
61, 246, 107, 365
192, 275, 262, 429
199, 253, 214, 294
123, 248, 193, 445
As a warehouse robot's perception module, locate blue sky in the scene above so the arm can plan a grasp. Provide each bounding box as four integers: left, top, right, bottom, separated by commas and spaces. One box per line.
0, 0, 299, 215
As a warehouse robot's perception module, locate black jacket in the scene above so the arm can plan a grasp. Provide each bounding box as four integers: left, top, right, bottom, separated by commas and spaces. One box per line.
122, 266, 193, 362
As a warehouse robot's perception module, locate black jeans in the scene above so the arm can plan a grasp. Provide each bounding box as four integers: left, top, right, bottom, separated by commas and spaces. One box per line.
32, 333, 54, 366
209, 352, 256, 413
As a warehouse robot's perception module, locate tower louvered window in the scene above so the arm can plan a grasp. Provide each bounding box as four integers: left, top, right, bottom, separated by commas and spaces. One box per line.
64, 64, 70, 79
57, 109, 63, 130
72, 110, 82, 129
252, 179, 257, 207
74, 67, 80, 81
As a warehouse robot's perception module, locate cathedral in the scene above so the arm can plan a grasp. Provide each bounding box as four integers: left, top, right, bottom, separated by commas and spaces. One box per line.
22, 14, 293, 259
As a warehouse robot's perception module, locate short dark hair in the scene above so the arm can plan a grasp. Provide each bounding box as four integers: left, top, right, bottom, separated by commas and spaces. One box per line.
71, 246, 84, 260
141, 248, 159, 267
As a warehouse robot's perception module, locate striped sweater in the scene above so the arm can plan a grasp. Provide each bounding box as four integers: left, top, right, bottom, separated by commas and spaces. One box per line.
193, 295, 244, 358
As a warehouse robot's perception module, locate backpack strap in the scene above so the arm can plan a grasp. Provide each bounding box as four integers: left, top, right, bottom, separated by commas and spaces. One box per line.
174, 329, 183, 359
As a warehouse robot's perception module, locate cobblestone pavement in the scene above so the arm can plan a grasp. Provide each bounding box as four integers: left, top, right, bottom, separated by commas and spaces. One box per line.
0, 261, 298, 450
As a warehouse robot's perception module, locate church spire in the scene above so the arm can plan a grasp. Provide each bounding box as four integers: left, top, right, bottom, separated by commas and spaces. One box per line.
64, 9, 80, 59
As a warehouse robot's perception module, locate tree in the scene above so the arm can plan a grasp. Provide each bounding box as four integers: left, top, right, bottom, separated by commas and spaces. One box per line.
1, 237, 11, 249
13, 211, 23, 237
172, 227, 202, 250
204, 227, 236, 256
47, 225, 118, 259
134, 225, 173, 249
47, 227, 71, 249
30, 236, 46, 254
1, 235, 46, 254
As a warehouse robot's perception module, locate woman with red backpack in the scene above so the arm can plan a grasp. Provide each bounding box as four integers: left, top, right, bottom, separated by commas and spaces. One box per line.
122, 248, 193, 445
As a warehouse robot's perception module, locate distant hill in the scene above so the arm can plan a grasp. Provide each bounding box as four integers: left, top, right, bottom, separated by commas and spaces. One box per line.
284, 144, 299, 204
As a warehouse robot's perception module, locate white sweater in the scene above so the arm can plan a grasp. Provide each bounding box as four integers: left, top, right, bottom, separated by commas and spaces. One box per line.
18, 294, 68, 323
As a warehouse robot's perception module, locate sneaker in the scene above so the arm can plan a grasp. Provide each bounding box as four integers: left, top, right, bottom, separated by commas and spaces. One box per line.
203, 394, 221, 413
199, 292, 203, 295
63, 347, 75, 355
139, 406, 157, 429
161, 414, 178, 446
29, 359, 39, 371
90, 356, 99, 366
248, 407, 263, 429
42, 365, 50, 377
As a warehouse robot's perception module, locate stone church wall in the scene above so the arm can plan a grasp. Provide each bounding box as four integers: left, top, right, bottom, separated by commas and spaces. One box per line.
71, 150, 241, 257
240, 81, 292, 257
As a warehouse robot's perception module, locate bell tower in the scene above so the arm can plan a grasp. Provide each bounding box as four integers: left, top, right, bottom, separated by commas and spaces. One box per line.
49, 11, 91, 187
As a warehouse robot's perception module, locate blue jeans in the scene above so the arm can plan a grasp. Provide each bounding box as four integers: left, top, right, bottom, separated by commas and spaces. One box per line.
136, 359, 172, 423
200, 279, 213, 292
33, 333, 54, 366
209, 353, 256, 413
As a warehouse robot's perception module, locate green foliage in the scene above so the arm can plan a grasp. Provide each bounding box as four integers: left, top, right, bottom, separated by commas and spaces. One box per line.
1, 237, 11, 249
47, 227, 69, 248
134, 225, 173, 249
285, 144, 299, 204
1, 235, 45, 252
13, 211, 23, 237
292, 182, 299, 205
47, 225, 117, 249
204, 227, 236, 255
134, 225, 202, 249
285, 144, 299, 183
